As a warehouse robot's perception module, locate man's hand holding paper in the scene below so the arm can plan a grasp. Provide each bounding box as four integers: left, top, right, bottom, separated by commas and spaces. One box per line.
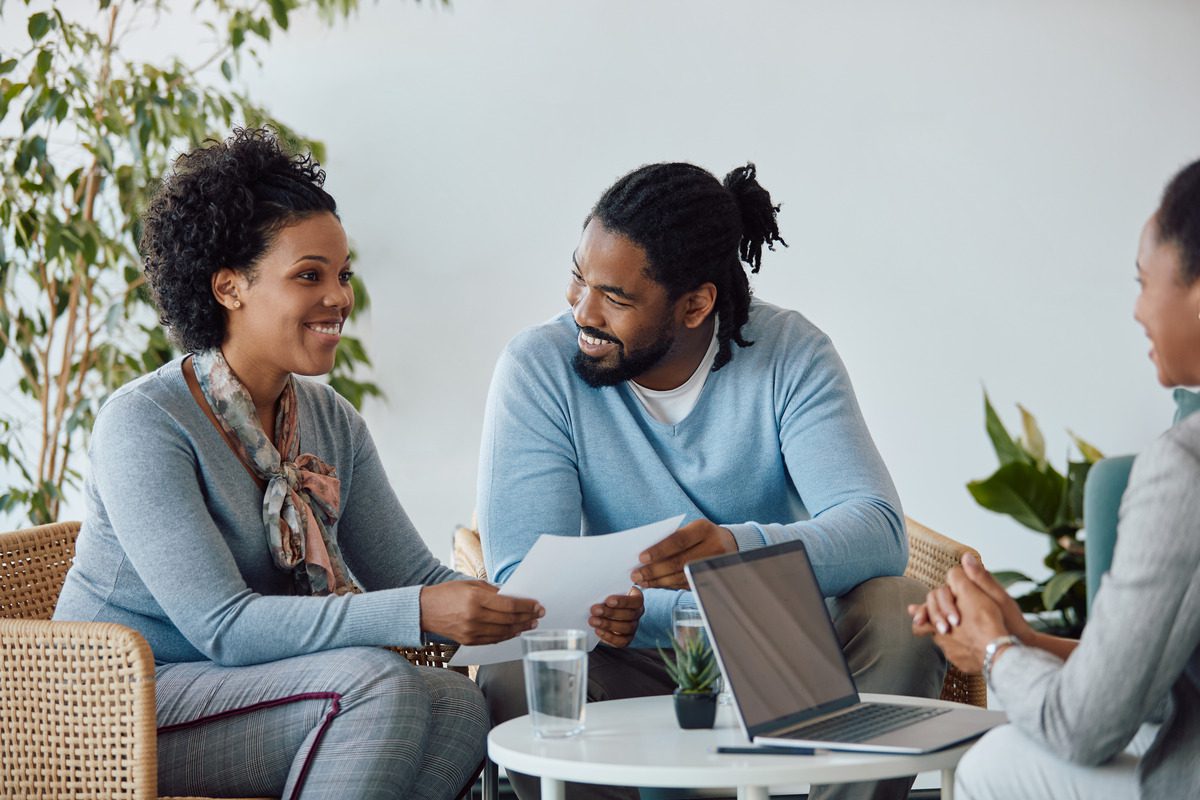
449, 514, 684, 666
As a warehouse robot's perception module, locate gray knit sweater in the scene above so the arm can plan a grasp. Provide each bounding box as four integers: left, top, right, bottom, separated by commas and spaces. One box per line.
54, 357, 465, 666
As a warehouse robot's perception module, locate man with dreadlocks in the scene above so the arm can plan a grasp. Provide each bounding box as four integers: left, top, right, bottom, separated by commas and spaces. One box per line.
475, 162, 943, 800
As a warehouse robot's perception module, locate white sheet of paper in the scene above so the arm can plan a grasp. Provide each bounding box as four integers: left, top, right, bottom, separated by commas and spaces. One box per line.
448, 514, 686, 667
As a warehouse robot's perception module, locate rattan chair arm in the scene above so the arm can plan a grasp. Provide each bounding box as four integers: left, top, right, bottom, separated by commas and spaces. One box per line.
902, 517, 989, 709
0, 618, 158, 799
903, 516, 983, 592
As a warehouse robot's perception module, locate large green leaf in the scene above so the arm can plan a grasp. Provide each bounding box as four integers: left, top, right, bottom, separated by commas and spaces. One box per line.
991, 570, 1034, 589
967, 461, 1065, 533
1042, 570, 1085, 610
984, 391, 1030, 466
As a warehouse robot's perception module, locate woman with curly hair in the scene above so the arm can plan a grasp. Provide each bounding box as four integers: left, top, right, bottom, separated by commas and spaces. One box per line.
52, 128, 547, 800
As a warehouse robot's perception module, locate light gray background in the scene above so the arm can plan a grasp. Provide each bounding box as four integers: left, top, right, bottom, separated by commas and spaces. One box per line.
9, 0, 1200, 586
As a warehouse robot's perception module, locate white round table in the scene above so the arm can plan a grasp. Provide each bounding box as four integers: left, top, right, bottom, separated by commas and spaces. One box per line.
488, 693, 974, 800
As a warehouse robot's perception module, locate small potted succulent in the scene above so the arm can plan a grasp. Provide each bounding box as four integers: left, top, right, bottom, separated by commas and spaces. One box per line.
659, 632, 721, 729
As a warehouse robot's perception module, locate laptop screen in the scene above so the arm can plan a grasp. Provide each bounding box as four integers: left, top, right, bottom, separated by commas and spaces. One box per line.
686, 541, 858, 734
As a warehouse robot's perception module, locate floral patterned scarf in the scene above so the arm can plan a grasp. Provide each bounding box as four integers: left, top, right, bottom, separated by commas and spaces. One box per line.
192, 349, 361, 596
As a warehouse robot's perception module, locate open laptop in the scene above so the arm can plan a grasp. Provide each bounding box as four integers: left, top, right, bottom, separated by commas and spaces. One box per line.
685, 540, 1006, 754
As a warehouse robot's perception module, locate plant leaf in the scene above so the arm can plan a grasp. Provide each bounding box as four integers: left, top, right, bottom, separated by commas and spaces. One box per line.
28, 12, 52, 42
268, 0, 290, 29
991, 570, 1035, 589
1042, 570, 1085, 610
983, 391, 1029, 466
1058, 460, 1091, 531
1017, 403, 1046, 466
1068, 430, 1105, 464
967, 461, 1064, 533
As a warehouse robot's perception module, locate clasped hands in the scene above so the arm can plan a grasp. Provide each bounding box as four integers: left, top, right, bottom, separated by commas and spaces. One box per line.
909, 552, 1035, 673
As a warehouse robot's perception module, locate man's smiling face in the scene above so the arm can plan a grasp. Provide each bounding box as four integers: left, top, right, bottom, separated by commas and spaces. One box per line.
566, 219, 679, 388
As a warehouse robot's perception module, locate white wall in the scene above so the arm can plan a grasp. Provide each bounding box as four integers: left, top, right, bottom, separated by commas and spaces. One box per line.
238, 0, 1200, 575
24, 0, 1200, 581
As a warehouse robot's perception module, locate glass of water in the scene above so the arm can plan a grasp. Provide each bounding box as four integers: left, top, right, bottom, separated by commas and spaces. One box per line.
671, 605, 707, 644
671, 605, 731, 704
522, 629, 588, 738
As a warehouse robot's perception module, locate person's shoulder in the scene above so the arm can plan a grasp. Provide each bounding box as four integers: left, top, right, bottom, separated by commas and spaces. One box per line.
96, 357, 189, 423
502, 309, 577, 365
90, 357, 196, 453
739, 298, 832, 363
1144, 411, 1200, 473
746, 298, 826, 338
494, 310, 580, 391
1122, 413, 1200, 565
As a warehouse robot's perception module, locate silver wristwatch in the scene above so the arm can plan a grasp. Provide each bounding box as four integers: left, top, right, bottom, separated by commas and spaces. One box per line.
982, 634, 1022, 687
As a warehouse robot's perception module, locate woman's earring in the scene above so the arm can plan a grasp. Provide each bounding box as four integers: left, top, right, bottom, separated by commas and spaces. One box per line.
233, 299, 242, 309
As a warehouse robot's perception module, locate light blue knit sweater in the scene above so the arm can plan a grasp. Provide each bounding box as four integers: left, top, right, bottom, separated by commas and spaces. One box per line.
477, 299, 906, 648
54, 358, 464, 666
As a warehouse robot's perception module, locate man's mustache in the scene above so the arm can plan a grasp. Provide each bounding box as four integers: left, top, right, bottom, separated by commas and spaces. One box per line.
577, 326, 621, 346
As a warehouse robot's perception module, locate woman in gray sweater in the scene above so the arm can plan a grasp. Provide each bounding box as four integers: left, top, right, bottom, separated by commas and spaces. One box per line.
910, 158, 1200, 799
53, 129, 562, 800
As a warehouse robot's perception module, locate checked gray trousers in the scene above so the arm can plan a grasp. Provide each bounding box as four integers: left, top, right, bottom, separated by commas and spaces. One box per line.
154, 646, 488, 800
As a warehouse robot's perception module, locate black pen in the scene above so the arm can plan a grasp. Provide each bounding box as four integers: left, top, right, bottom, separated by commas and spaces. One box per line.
716, 745, 814, 755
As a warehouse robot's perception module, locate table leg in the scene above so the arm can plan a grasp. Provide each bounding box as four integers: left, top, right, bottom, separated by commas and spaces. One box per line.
736, 786, 770, 800
540, 776, 566, 800
941, 768, 955, 800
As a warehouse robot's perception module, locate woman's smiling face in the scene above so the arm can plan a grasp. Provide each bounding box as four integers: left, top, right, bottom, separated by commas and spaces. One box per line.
1134, 214, 1200, 388
217, 211, 354, 381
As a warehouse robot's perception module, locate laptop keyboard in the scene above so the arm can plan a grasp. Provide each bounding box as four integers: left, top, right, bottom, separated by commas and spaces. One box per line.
778, 703, 951, 744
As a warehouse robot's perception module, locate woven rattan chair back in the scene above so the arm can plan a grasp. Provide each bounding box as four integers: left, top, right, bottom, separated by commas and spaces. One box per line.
903, 516, 988, 708
0, 520, 80, 621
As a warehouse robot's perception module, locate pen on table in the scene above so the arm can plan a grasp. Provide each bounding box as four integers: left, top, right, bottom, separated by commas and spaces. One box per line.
715, 746, 814, 755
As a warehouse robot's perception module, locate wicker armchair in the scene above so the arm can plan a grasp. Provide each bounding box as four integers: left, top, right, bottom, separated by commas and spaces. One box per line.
0, 521, 459, 800
452, 515, 988, 708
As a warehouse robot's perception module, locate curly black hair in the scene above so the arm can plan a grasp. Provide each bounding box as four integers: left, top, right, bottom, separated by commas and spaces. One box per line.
140, 127, 338, 353
588, 162, 786, 371
1158, 158, 1200, 286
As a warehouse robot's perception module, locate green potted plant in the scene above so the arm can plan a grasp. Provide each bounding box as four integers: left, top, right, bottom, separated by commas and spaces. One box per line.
967, 392, 1104, 636
659, 631, 721, 729
0, 1, 388, 526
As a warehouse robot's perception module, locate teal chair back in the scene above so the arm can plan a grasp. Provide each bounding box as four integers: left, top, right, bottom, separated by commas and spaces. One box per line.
1085, 388, 1200, 612
1082, 455, 1135, 611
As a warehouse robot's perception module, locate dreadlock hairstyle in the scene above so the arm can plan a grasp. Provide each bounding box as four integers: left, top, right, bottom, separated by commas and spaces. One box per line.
1157, 157, 1200, 286
588, 162, 786, 371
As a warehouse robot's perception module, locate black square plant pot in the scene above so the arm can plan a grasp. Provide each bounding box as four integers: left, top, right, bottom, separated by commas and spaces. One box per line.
673, 689, 718, 729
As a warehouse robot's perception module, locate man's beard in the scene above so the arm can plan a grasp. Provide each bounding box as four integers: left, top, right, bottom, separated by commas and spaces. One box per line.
571, 325, 675, 388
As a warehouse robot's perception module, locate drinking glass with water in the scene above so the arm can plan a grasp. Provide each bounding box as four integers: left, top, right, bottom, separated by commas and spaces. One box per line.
671, 605, 731, 704
522, 629, 588, 738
